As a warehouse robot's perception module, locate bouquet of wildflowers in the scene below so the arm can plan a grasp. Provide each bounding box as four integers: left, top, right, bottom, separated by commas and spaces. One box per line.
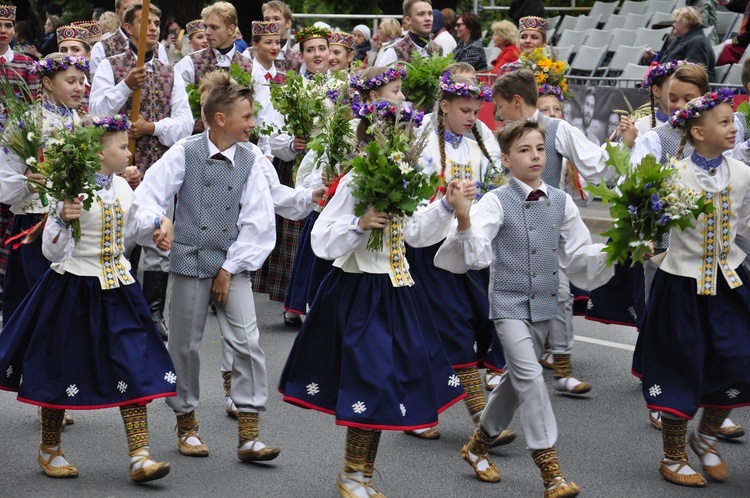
586, 142, 714, 267
520, 47, 571, 100
308, 85, 357, 182
475, 162, 507, 199
399, 51, 455, 111
347, 101, 440, 252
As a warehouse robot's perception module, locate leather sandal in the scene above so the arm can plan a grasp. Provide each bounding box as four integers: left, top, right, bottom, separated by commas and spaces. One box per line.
484, 371, 501, 391
659, 458, 707, 487
490, 429, 517, 448
38, 444, 79, 478
544, 476, 581, 498
337, 473, 386, 498
129, 450, 171, 483
177, 430, 209, 457
461, 443, 501, 482
238, 440, 281, 462
283, 311, 302, 328
225, 397, 239, 419
554, 376, 591, 395
649, 411, 662, 430
718, 418, 745, 439
689, 430, 728, 482
539, 352, 554, 370
404, 427, 440, 440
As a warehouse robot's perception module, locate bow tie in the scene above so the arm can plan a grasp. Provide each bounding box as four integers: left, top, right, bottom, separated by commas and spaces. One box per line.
211, 152, 229, 162
265, 72, 273, 81
0, 56, 5, 64
526, 189, 545, 201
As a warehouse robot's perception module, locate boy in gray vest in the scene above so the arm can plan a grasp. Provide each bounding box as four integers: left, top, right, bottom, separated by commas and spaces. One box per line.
434, 120, 614, 497
133, 78, 280, 462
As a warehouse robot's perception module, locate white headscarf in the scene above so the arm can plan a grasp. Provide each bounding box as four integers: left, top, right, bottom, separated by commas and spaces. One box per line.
353, 24, 371, 41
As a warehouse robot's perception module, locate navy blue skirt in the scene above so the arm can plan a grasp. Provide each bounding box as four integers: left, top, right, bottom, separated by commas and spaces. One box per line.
3, 213, 49, 323
284, 211, 333, 315
632, 266, 750, 419
406, 243, 505, 371
279, 268, 466, 430
0, 270, 177, 409
585, 262, 645, 329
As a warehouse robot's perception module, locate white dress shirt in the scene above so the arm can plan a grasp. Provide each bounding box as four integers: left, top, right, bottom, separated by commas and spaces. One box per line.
250, 60, 278, 157
90, 29, 169, 76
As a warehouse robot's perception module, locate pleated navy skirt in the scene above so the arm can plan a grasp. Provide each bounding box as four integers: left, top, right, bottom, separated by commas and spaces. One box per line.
632, 266, 750, 419
406, 243, 505, 372
585, 261, 645, 329
0, 270, 176, 409
284, 211, 333, 315
3, 213, 49, 323
279, 268, 466, 430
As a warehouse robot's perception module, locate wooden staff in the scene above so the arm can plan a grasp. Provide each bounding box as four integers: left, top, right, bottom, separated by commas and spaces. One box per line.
128, 0, 151, 160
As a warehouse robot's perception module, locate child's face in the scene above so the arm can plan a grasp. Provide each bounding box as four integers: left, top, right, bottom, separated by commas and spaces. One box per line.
653, 75, 670, 111
253, 35, 281, 66
440, 96, 482, 135
492, 95, 523, 124
668, 78, 702, 115
44, 67, 86, 108
328, 45, 353, 71
373, 80, 404, 102
537, 95, 562, 119
502, 129, 546, 186
217, 97, 255, 143
99, 131, 131, 175
302, 38, 329, 74
693, 102, 737, 153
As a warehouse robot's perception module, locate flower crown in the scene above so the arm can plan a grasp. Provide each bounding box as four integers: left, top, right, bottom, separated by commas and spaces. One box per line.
295, 26, 331, 44
86, 114, 131, 132
351, 100, 424, 128
350, 64, 407, 93
438, 72, 492, 102
669, 88, 735, 129
32, 55, 90, 78
538, 84, 563, 102
643, 60, 692, 89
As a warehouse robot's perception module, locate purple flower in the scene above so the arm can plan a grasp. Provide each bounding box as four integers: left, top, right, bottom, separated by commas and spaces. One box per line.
628, 205, 638, 214
658, 214, 670, 225
650, 194, 663, 211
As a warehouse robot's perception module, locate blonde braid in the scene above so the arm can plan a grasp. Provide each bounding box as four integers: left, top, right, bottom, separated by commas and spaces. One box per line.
472, 123, 493, 163
437, 108, 447, 175
675, 130, 689, 161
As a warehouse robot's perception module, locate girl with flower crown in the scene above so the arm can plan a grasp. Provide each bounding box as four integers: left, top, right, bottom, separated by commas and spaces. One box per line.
404, 73, 513, 441
0, 115, 176, 483
279, 101, 465, 498
632, 89, 750, 489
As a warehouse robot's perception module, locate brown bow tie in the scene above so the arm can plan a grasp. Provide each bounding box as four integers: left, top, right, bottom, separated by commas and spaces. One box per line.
526, 189, 544, 201
210, 152, 229, 162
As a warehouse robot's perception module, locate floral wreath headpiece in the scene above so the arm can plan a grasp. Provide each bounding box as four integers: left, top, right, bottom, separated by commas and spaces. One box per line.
295, 26, 331, 44
669, 88, 735, 129
351, 100, 424, 128
538, 84, 563, 102
438, 72, 492, 102
350, 64, 407, 93
643, 60, 692, 89
32, 55, 90, 78
85, 114, 131, 132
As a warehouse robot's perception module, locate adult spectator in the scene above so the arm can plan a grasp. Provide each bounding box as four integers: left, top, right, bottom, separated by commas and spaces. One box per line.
99, 11, 120, 36
352, 24, 371, 61
441, 8, 458, 41
27, 15, 62, 58
161, 17, 185, 65
490, 20, 520, 73
717, 0, 750, 66
432, 9, 456, 55
372, 18, 402, 66
659, 7, 716, 82
92, 7, 106, 21
452, 12, 487, 71
508, 0, 545, 25
377, 0, 441, 66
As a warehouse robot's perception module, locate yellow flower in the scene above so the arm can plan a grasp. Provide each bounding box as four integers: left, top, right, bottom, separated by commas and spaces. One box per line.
536, 72, 547, 84
553, 61, 566, 73
538, 58, 553, 71
560, 80, 568, 94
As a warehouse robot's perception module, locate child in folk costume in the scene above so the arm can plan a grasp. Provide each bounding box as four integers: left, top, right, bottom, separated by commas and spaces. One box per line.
133, 78, 281, 462
403, 73, 513, 441
55, 24, 93, 112
437, 120, 614, 498
0, 115, 176, 483
633, 90, 750, 488
279, 102, 465, 498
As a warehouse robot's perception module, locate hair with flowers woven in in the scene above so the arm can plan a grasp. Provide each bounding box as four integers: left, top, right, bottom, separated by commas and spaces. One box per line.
438, 72, 492, 102
351, 99, 425, 127
643, 60, 692, 89
84, 114, 131, 132
32, 55, 90, 78
351, 64, 407, 93
669, 88, 735, 129
295, 25, 331, 44
538, 83, 563, 102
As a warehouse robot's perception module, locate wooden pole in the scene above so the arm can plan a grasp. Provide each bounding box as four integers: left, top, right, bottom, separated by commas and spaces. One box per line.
128, 0, 151, 160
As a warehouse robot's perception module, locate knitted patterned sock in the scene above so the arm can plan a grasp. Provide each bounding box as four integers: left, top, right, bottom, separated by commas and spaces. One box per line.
344, 427, 372, 474
237, 412, 259, 445
467, 424, 495, 456
363, 430, 381, 479
661, 416, 689, 460
552, 354, 572, 379
40, 408, 65, 446
176, 410, 200, 438
120, 405, 150, 454
532, 447, 564, 487
456, 367, 486, 418
699, 408, 731, 437
222, 371, 232, 397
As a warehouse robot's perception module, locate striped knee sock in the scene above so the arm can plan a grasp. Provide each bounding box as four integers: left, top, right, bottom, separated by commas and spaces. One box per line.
363, 430, 381, 479
552, 354, 572, 379
661, 415, 689, 461
468, 424, 495, 456
238, 412, 259, 445
40, 408, 65, 446
532, 447, 564, 487
699, 408, 731, 437
120, 405, 150, 454
222, 371, 232, 397
456, 367, 486, 418
344, 427, 372, 474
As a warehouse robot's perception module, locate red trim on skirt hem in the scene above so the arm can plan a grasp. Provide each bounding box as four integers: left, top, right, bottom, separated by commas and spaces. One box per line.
13, 391, 176, 410
585, 315, 638, 328
283, 305, 307, 315
452, 360, 479, 369
631, 369, 643, 379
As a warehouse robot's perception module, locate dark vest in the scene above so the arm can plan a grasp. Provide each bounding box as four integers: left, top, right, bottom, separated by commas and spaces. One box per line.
188, 48, 253, 87
391, 34, 441, 64
100, 30, 129, 58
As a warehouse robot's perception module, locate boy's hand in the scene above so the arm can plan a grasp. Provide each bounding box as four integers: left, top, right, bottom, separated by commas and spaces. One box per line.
358, 208, 390, 231
60, 197, 82, 222
618, 116, 637, 148
153, 217, 174, 251
120, 166, 141, 189
129, 115, 155, 139
446, 180, 472, 216
124, 66, 148, 90
193, 119, 206, 134
212, 268, 232, 306
25, 172, 45, 193
461, 179, 477, 200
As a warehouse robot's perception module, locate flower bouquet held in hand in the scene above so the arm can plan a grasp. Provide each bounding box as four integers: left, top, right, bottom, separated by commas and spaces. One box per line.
520, 47, 571, 99
399, 51, 454, 111
308, 85, 357, 186
347, 100, 440, 253
586, 142, 714, 267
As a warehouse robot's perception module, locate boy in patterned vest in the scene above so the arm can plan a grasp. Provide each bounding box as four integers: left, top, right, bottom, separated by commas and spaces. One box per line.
89, 2, 193, 341
377, 0, 442, 66
175, 2, 253, 134
133, 77, 280, 463
89, 0, 169, 76
492, 69, 609, 395
434, 120, 614, 498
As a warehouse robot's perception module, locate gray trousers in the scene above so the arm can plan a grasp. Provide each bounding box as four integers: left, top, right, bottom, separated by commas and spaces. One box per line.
548, 273, 574, 355
165, 272, 268, 415
480, 319, 558, 450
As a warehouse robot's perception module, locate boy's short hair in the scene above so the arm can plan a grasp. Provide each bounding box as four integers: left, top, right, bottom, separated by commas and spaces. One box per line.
123, 3, 162, 26
198, 70, 234, 97
492, 69, 538, 105
203, 78, 255, 126
403, 0, 431, 18
201, 1, 238, 27
443, 61, 475, 76
496, 119, 545, 154
742, 57, 750, 91
262, 1, 293, 22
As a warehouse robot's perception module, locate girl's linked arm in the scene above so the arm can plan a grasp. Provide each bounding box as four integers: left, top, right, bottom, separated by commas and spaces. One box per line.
311, 173, 369, 260
42, 200, 75, 263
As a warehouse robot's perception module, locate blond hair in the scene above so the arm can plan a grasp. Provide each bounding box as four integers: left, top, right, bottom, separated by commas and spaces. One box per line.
492, 20, 518, 46
262, 1, 293, 23
673, 6, 702, 29
201, 1, 238, 28
379, 18, 402, 41
99, 11, 120, 34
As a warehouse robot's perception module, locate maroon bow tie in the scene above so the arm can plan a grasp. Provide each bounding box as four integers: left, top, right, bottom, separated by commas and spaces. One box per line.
265, 72, 272, 81
210, 152, 229, 162
526, 189, 544, 201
